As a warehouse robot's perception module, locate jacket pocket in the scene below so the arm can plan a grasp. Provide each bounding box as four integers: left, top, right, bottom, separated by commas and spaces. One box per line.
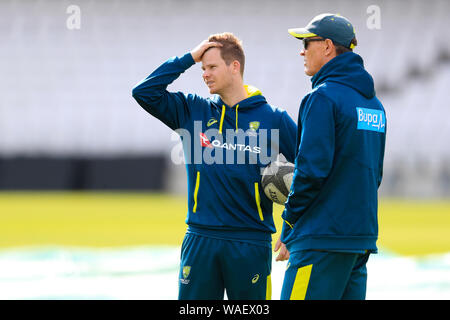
193, 171, 200, 213
254, 182, 264, 221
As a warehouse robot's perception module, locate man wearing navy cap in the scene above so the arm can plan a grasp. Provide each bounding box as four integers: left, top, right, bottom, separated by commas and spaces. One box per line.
274, 13, 387, 299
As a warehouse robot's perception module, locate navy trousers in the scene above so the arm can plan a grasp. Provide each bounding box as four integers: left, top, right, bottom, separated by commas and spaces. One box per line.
280, 250, 370, 300
178, 233, 272, 300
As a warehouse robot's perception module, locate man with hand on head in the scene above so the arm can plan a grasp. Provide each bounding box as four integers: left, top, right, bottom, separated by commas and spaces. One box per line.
277, 14, 386, 300
132, 33, 297, 300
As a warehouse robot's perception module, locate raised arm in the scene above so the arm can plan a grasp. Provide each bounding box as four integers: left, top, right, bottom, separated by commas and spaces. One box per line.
131, 41, 221, 130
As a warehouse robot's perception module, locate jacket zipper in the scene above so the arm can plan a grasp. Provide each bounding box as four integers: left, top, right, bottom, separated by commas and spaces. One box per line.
193, 171, 200, 213
254, 182, 264, 221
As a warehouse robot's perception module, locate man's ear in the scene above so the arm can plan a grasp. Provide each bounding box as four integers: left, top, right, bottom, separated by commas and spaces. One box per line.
231, 60, 241, 75
324, 39, 335, 57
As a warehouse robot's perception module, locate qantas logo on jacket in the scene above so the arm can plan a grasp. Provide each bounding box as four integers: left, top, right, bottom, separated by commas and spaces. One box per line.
199, 133, 261, 154
200, 133, 213, 148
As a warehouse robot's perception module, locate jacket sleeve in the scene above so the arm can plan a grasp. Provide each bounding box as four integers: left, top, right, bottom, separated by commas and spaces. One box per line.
278, 111, 298, 164
131, 52, 196, 130
282, 92, 335, 227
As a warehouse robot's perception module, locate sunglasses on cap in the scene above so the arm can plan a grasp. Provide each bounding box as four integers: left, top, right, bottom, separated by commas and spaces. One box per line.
302, 37, 326, 50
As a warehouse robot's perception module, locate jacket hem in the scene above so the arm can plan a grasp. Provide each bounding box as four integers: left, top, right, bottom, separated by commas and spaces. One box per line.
187, 225, 272, 243
285, 235, 378, 253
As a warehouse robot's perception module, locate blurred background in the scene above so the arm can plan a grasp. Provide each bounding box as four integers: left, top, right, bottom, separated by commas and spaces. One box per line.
0, 0, 449, 299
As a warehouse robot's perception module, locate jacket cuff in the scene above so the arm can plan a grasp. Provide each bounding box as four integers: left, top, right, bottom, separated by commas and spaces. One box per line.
281, 208, 300, 227
179, 52, 196, 69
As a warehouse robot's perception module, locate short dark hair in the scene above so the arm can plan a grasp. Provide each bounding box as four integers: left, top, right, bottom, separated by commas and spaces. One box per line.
335, 37, 358, 55
208, 32, 245, 76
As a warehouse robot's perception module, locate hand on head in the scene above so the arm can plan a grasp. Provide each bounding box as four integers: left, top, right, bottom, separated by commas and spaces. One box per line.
191, 40, 222, 63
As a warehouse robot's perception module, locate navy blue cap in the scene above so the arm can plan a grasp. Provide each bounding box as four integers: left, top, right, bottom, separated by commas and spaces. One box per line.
288, 13, 356, 49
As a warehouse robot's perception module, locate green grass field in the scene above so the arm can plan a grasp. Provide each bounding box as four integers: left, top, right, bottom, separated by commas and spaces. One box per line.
0, 192, 449, 256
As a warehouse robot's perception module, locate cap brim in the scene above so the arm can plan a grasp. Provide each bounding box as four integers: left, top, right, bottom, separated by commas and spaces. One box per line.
288, 28, 317, 39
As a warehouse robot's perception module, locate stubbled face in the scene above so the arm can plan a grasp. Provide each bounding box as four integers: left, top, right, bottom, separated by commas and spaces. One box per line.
201, 48, 234, 95
300, 38, 326, 76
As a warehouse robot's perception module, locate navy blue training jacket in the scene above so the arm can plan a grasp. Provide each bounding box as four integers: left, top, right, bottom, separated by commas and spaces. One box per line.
281, 52, 386, 253
132, 53, 297, 244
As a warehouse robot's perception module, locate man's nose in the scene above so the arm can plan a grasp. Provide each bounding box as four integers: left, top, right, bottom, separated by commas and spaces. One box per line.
300, 49, 305, 56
